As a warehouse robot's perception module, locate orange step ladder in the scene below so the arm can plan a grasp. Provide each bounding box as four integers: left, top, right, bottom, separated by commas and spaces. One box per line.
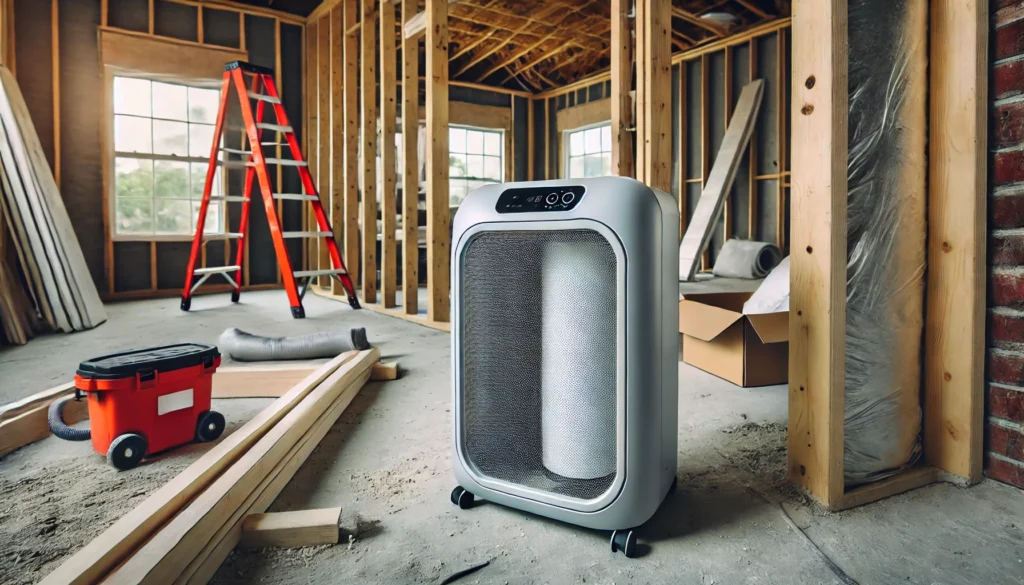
180, 61, 359, 318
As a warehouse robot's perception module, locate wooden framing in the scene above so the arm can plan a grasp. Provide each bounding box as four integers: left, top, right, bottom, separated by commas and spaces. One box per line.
317, 14, 331, 287
380, 0, 398, 308
609, 0, 633, 178
401, 0, 419, 315
360, 0, 378, 303
425, 0, 450, 323
240, 507, 342, 549
330, 5, 345, 296
343, 0, 360, 285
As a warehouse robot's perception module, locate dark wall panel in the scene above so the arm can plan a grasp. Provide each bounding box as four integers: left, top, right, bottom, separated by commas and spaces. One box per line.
108, 0, 148, 32
154, 1, 198, 42
245, 15, 279, 285
547, 97, 557, 179
686, 60, 702, 181
513, 95, 529, 182
731, 44, 752, 240
280, 23, 305, 266
59, 0, 104, 291
156, 242, 189, 290
203, 8, 241, 49
449, 85, 510, 108
113, 242, 151, 291
708, 51, 726, 261
13, 0, 54, 170
532, 98, 546, 181
756, 32, 780, 176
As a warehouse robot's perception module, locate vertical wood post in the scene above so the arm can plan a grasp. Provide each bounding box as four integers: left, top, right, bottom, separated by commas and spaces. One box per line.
401, 0, 419, 314
317, 16, 331, 287
380, 0, 398, 307
636, 0, 670, 191
361, 0, 378, 303
330, 6, 345, 295
787, 0, 848, 508
342, 0, 359, 284
610, 0, 634, 178
304, 21, 317, 271
425, 0, 450, 322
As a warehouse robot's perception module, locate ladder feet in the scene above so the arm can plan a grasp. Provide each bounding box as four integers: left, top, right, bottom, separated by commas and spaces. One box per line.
231, 290, 241, 303
291, 306, 306, 319
180, 297, 191, 312
348, 296, 361, 310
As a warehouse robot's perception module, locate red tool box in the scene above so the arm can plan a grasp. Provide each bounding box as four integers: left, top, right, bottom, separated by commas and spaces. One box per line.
72, 344, 224, 470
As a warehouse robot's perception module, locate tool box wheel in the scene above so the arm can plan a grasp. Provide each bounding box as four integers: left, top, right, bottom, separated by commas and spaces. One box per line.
195, 410, 226, 442
180, 297, 191, 312
107, 433, 147, 471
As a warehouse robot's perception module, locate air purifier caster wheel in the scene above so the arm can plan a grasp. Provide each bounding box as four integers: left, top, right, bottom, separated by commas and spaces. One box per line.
450, 486, 475, 509
610, 529, 638, 558
669, 476, 678, 494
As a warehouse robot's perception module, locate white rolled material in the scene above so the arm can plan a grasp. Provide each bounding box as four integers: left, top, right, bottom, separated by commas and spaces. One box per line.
218, 327, 369, 361
712, 239, 783, 279
540, 240, 616, 480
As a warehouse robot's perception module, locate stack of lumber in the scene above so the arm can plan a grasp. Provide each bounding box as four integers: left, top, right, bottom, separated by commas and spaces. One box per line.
0, 381, 87, 460
38, 348, 379, 585
0, 65, 105, 343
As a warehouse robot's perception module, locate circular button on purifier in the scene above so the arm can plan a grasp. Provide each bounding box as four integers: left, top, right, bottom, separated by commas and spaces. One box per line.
545, 192, 560, 205
561, 191, 576, 205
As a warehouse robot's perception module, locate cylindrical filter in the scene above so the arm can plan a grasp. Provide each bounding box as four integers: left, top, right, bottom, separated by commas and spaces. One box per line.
540, 239, 616, 480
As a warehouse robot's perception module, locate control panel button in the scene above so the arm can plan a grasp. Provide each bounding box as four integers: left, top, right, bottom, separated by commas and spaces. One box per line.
545, 192, 560, 205
561, 191, 575, 205
495, 185, 586, 214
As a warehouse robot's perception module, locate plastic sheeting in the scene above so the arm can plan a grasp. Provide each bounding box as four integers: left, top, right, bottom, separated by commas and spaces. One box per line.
844, 0, 926, 485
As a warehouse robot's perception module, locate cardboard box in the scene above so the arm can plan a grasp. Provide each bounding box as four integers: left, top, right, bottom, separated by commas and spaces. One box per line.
678, 292, 789, 387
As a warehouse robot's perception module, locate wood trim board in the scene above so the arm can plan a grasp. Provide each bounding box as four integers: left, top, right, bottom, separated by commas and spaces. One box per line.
240, 507, 341, 549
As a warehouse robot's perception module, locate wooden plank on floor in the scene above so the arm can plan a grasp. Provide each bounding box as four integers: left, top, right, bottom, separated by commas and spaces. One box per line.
0, 398, 88, 460
212, 366, 320, 399
786, 0, 848, 510
836, 466, 938, 511
380, 0, 398, 308
0, 382, 73, 422
924, 0, 987, 483
401, 0, 419, 315
239, 507, 341, 549
425, 0, 449, 322
361, 0, 378, 303
678, 80, 764, 281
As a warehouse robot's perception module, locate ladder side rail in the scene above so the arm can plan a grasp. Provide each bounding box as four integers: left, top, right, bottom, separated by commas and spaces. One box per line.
231, 74, 264, 295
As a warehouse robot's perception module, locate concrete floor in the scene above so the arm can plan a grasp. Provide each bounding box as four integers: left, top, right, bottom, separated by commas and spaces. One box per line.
1, 290, 1023, 584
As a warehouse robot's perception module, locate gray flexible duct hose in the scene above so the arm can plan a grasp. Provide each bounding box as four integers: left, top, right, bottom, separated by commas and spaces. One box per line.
48, 396, 90, 441
712, 239, 783, 279
218, 327, 370, 362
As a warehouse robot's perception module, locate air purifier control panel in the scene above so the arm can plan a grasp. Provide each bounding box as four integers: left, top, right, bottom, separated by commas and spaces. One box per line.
495, 186, 585, 213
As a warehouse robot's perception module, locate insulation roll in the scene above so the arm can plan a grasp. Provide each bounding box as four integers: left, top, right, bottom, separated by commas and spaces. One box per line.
711, 239, 783, 279
219, 327, 370, 362
540, 240, 616, 480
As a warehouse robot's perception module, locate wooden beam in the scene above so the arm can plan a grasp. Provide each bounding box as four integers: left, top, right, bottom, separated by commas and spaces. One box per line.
637, 0, 671, 191
451, 3, 560, 79
370, 360, 400, 381
403, 10, 426, 39
381, 0, 398, 308
51, 0, 60, 188
450, 29, 494, 62
361, 0, 378, 303
925, 0, 987, 483
787, 0, 848, 509
426, 0, 450, 322
671, 6, 727, 37
611, 0, 632, 179
500, 43, 571, 84
343, 0, 360, 285
240, 508, 342, 549
317, 14, 331, 287
330, 5, 345, 296
401, 0, 420, 315
212, 366, 319, 399
736, 0, 771, 20
164, 0, 306, 25
37, 353, 359, 585
0, 398, 88, 460
0, 382, 72, 423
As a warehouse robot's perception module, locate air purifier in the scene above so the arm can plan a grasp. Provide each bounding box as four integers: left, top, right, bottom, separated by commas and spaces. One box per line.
449, 177, 679, 557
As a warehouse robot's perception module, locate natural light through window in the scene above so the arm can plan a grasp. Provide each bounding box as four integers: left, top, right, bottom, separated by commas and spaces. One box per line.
449, 126, 502, 206
566, 124, 612, 179
113, 76, 223, 237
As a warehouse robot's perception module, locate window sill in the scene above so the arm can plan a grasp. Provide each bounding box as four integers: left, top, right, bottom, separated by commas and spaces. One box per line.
111, 234, 212, 243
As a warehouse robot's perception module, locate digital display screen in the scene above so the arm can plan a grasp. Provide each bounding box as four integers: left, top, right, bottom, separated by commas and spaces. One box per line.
495, 185, 586, 214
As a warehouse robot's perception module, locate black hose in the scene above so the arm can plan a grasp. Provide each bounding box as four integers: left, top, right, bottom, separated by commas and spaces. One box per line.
48, 396, 90, 441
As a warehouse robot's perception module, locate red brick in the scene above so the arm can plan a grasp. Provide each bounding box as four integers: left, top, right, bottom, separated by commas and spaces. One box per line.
989, 270, 1024, 307
996, 0, 1022, 11
994, 101, 1024, 149
987, 423, 1024, 460
990, 310, 1024, 345
991, 230, 1024, 265
996, 17, 1024, 60
994, 59, 1024, 101
990, 385, 1024, 424
986, 454, 1024, 489
994, 149, 1024, 185
992, 192, 1024, 229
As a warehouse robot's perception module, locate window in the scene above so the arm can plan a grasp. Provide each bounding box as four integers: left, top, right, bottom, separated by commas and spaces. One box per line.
448, 126, 503, 206
566, 124, 612, 179
112, 76, 223, 237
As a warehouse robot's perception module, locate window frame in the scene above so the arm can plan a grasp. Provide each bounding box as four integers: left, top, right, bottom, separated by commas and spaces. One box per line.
447, 123, 506, 207
108, 73, 225, 242
562, 121, 612, 180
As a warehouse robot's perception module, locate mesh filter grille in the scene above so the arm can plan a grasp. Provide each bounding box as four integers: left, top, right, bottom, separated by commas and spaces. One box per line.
460, 229, 618, 501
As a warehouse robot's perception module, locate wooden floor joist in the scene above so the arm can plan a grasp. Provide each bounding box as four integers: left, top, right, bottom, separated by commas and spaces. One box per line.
240, 507, 342, 549
0, 397, 87, 459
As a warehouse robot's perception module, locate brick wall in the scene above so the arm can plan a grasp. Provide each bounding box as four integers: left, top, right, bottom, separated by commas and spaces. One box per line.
988, 0, 1024, 489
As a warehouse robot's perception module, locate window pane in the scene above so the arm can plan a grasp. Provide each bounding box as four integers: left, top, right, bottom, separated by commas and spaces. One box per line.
569, 131, 584, 156
192, 201, 223, 233
483, 156, 501, 180
569, 156, 584, 178
190, 162, 222, 198
153, 82, 188, 121
450, 178, 468, 206
115, 157, 153, 199
483, 132, 500, 156
189, 124, 215, 157
154, 160, 190, 198
467, 154, 484, 178
188, 87, 220, 124
466, 131, 484, 155
601, 126, 612, 152
155, 199, 192, 234
113, 77, 151, 117
602, 153, 611, 176
585, 154, 603, 177
449, 128, 467, 153
116, 197, 153, 234
584, 127, 602, 155
449, 153, 468, 177
114, 115, 152, 154
153, 120, 188, 156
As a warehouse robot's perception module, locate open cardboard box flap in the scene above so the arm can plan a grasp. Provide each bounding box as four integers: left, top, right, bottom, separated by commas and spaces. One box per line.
678, 297, 744, 341
746, 312, 790, 343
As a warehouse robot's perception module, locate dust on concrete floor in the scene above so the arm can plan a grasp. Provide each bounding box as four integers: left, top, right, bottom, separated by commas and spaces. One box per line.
1, 291, 1023, 584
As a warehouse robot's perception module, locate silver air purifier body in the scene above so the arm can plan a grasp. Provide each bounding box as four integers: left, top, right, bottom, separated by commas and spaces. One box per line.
451, 177, 679, 531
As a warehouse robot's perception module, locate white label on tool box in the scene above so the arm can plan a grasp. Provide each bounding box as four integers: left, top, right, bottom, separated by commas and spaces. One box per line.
158, 389, 194, 415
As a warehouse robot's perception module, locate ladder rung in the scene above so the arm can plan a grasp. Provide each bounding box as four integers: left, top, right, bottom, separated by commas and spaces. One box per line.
282, 231, 333, 239
256, 123, 293, 133
203, 232, 244, 240
293, 268, 347, 278
273, 193, 318, 201
248, 91, 281, 104
209, 196, 250, 202
193, 265, 241, 275
264, 158, 307, 167
218, 160, 253, 169
221, 147, 252, 155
